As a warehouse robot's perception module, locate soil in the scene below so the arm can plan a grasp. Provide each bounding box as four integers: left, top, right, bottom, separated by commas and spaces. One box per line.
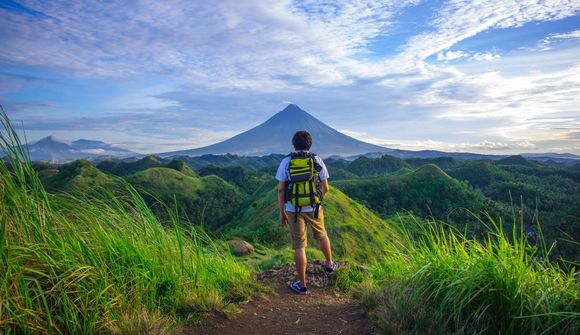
182, 261, 378, 335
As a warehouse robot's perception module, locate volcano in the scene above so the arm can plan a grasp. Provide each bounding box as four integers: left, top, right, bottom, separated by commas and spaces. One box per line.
160, 104, 391, 157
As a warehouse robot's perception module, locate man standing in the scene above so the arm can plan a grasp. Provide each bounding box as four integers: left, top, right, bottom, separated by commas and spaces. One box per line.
276, 130, 339, 294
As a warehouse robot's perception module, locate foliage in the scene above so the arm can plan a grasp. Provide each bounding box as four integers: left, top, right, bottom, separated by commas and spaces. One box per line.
198, 164, 270, 195
177, 153, 286, 171
0, 109, 256, 334
97, 156, 196, 177
125, 167, 244, 229
219, 183, 401, 262
357, 216, 580, 334
345, 155, 410, 177
448, 158, 580, 260
334, 164, 505, 233
42, 159, 124, 196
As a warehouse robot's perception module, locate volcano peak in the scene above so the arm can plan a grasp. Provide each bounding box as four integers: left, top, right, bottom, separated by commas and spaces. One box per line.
160, 105, 390, 157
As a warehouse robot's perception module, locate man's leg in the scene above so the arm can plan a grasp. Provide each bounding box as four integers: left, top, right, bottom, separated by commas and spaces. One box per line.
288, 211, 308, 288
319, 236, 334, 268
294, 248, 307, 288
306, 208, 334, 268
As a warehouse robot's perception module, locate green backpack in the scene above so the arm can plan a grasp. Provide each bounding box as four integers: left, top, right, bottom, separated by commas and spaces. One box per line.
285, 151, 324, 221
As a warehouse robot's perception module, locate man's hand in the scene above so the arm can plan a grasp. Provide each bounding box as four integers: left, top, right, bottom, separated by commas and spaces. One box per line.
280, 212, 289, 227
277, 181, 288, 227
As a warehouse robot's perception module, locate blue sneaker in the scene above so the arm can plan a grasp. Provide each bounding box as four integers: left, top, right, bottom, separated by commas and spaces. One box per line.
290, 281, 308, 295
325, 261, 340, 274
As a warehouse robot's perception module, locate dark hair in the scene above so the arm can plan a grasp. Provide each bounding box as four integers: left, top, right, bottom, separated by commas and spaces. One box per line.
292, 130, 312, 151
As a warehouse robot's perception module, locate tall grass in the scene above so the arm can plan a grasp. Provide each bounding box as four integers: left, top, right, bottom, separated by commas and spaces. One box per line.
358, 214, 579, 334
0, 106, 255, 334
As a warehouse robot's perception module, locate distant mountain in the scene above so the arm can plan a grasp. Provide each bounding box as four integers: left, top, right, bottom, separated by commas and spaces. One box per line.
351, 150, 502, 161
496, 155, 535, 166
158, 104, 579, 161
351, 149, 579, 163
24, 136, 136, 162
160, 104, 392, 157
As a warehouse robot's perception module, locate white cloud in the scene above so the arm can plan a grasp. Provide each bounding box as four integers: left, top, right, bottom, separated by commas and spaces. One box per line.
437, 50, 500, 62
533, 29, 580, 51
367, 138, 536, 152
0, 0, 419, 89
437, 50, 467, 61
396, 0, 580, 63
79, 149, 106, 155
469, 52, 500, 62
550, 29, 580, 40
1, 0, 579, 154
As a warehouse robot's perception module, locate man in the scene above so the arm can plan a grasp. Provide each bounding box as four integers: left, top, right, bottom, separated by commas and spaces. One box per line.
276, 130, 339, 295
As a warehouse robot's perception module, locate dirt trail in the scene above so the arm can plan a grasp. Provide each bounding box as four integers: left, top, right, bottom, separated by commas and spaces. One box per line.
182, 261, 378, 335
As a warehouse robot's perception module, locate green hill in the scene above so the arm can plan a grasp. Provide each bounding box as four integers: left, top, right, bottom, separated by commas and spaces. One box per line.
198, 164, 270, 195
329, 168, 358, 180
125, 167, 244, 228
43, 159, 123, 196
496, 155, 535, 166
177, 153, 286, 170
346, 155, 410, 177
97, 155, 165, 175
405, 157, 458, 169
333, 164, 502, 231
449, 158, 580, 260
220, 184, 399, 261
98, 155, 200, 177
165, 159, 197, 177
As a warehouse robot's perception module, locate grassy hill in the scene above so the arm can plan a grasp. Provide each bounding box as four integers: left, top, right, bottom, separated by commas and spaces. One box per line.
333, 164, 502, 229
125, 167, 244, 228
448, 158, 580, 260
220, 181, 399, 262
345, 155, 410, 177
97, 155, 165, 175
97, 155, 197, 177
43, 159, 124, 196
198, 164, 271, 195
176, 153, 286, 170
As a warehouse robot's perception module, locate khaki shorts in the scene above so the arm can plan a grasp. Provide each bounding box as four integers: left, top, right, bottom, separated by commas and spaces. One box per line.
287, 208, 327, 249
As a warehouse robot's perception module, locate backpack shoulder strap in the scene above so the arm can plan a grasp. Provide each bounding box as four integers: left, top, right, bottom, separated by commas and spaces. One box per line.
308, 152, 323, 172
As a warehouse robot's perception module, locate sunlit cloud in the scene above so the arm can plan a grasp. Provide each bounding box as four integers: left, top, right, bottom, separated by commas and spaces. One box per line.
0, 0, 579, 154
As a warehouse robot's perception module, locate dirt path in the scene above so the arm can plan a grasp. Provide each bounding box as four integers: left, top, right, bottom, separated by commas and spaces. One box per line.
182, 261, 378, 335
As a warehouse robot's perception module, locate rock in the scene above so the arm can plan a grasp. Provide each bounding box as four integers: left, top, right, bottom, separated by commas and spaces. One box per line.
231, 240, 254, 256
257, 260, 349, 288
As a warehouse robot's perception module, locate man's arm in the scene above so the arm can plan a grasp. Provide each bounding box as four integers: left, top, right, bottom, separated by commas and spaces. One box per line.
278, 181, 288, 226
321, 178, 329, 196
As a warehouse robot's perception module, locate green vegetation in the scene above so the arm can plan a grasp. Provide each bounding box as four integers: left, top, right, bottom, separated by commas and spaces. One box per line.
345, 155, 410, 177
356, 216, 579, 334
97, 156, 197, 177
125, 167, 244, 229
97, 155, 165, 175
2, 106, 578, 334
220, 183, 399, 262
334, 164, 505, 233
448, 158, 580, 260
43, 159, 124, 196
177, 153, 285, 170
0, 111, 256, 334
198, 164, 270, 195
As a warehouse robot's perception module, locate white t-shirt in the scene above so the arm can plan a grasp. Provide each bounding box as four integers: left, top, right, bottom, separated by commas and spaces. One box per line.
275, 152, 329, 212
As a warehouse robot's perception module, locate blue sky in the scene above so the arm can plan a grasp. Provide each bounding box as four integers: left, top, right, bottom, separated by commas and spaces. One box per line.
1, 0, 579, 154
